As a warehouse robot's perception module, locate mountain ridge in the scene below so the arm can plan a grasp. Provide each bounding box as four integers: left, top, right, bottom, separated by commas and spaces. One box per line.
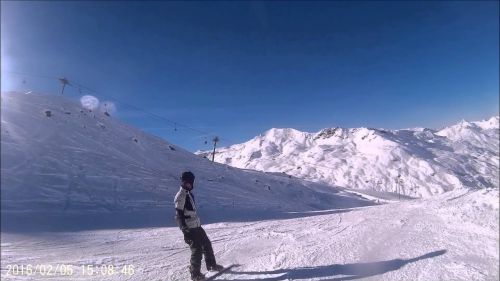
197, 116, 499, 197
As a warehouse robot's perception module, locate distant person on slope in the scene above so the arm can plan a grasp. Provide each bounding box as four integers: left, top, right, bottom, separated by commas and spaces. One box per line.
174, 171, 224, 281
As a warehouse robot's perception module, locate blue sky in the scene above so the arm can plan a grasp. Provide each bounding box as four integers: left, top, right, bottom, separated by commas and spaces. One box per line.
1, 1, 498, 151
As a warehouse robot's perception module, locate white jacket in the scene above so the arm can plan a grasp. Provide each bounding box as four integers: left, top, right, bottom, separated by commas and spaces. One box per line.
174, 187, 201, 229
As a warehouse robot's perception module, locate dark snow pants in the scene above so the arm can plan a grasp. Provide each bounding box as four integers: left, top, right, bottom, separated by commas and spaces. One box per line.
183, 227, 217, 274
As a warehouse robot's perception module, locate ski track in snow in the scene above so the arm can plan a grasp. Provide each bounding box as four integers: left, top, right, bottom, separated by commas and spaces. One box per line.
1, 189, 498, 281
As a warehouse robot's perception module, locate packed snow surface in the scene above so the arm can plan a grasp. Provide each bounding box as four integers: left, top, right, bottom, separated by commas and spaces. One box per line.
1, 189, 498, 280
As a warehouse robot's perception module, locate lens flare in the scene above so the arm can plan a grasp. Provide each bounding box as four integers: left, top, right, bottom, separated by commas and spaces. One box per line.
80, 95, 99, 110
100, 101, 116, 115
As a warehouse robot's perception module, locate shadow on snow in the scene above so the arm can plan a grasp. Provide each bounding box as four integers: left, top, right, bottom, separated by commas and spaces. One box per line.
223, 250, 447, 281
1, 203, 371, 233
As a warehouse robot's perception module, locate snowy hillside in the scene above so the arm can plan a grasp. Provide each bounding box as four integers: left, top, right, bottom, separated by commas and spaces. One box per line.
0, 92, 373, 230
197, 116, 499, 197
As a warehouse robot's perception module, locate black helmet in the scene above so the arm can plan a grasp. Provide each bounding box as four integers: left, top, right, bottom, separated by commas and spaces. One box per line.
181, 171, 195, 184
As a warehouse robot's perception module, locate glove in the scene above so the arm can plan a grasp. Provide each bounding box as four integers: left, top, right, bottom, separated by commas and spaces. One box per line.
176, 209, 189, 234
181, 225, 190, 235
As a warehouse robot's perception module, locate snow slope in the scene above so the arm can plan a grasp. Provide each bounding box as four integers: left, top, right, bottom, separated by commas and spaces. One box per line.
0, 91, 372, 230
1, 188, 497, 280
1, 91, 498, 281
197, 117, 499, 197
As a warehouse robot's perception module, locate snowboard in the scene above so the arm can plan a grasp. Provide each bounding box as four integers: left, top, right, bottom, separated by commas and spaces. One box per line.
204, 264, 240, 280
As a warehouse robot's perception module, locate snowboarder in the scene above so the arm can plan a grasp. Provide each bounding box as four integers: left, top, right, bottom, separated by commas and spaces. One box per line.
174, 171, 224, 281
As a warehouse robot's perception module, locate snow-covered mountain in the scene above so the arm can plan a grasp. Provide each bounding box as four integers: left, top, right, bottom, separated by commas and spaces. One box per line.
0, 92, 372, 221
197, 116, 499, 198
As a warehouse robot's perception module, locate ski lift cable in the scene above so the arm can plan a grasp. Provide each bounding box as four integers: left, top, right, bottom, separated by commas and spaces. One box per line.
69, 81, 209, 135
3, 70, 60, 80
5, 71, 403, 174
3, 70, 239, 145
67, 78, 237, 145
